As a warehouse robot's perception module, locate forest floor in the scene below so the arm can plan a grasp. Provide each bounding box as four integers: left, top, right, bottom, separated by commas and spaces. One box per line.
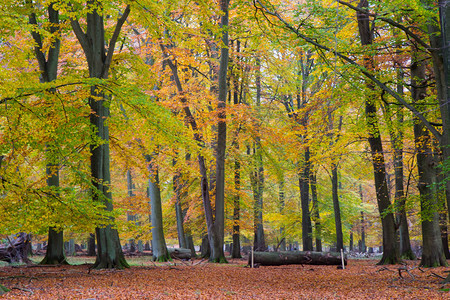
0, 256, 450, 299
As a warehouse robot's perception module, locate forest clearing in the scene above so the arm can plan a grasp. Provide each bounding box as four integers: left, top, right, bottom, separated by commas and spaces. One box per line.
1, 0, 450, 297
1, 257, 450, 299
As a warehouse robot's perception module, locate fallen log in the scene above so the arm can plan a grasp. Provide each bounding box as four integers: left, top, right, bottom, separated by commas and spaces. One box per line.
249, 251, 347, 266
0, 233, 32, 263
168, 248, 192, 260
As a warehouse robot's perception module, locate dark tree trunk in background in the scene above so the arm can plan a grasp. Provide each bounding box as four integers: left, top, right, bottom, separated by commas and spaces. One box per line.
411, 56, 446, 267
87, 233, 96, 256
126, 169, 137, 253
231, 40, 242, 259
70, 1, 130, 269
232, 159, 242, 258
299, 147, 313, 251
331, 164, 344, 251
173, 169, 187, 249
251, 57, 266, 252
147, 155, 170, 262
358, 185, 367, 253
310, 172, 322, 252
357, 0, 399, 264
201, 234, 211, 258
279, 180, 287, 251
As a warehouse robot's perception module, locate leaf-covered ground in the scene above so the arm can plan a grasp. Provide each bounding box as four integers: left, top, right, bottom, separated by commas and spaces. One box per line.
1, 258, 449, 299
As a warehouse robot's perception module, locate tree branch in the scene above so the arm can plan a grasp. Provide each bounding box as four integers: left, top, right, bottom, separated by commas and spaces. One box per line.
337, 0, 431, 51
253, 0, 442, 142
102, 5, 131, 78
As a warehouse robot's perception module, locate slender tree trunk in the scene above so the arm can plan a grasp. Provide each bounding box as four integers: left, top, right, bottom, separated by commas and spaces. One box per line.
232, 159, 242, 258
299, 147, 313, 251
358, 185, 367, 253
310, 172, 322, 252
173, 168, 187, 249
357, 0, 399, 264
146, 155, 170, 262
70, 2, 130, 269
251, 57, 266, 252
279, 180, 287, 251
126, 169, 136, 253
331, 163, 344, 251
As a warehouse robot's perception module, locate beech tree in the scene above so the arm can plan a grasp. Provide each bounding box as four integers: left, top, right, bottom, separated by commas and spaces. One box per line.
70, 0, 130, 269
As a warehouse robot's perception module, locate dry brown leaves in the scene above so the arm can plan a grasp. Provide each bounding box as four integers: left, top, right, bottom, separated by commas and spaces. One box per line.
1, 259, 449, 299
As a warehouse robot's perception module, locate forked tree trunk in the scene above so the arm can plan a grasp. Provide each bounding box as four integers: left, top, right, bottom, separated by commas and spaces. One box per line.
27, 2, 67, 265
70, 1, 130, 269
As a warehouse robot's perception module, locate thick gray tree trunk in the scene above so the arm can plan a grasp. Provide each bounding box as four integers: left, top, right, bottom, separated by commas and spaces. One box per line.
411, 56, 447, 267
147, 155, 170, 262
27, 2, 67, 266
70, 1, 130, 269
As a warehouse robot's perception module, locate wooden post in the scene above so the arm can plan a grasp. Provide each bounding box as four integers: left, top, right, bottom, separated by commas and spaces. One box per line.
251, 246, 254, 268
341, 249, 345, 270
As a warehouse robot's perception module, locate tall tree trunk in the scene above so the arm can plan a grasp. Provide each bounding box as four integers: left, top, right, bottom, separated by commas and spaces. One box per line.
147, 155, 170, 262
173, 168, 187, 249
87, 233, 96, 256
299, 147, 313, 251
358, 185, 367, 253
357, 0, 399, 264
279, 180, 287, 251
331, 163, 344, 251
310, 172, 322, 252
251, 56, 266, 252
27, 2, 67, 266
411, 56, 446, 267
232, 159, 242, 258
126, 169, 136, 253
70, 1, 130, 269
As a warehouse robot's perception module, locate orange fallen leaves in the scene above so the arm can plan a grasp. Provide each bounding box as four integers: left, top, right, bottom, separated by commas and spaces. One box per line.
1, 259, 449, 299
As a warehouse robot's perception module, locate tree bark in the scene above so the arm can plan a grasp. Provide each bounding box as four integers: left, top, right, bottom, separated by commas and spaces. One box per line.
40, 228, 67, 265
331, 164, 344, 251
411, 56, 447, 267
147, 155, 170, 262
279, 180, 287, 251
310, 172, 322, 252
70, 1, 130, 269
299, 147, 313, 251
357, 0, 399, 264
232, 159, 242, 258
27, 2, 67, 266
250, 251, 347, 266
